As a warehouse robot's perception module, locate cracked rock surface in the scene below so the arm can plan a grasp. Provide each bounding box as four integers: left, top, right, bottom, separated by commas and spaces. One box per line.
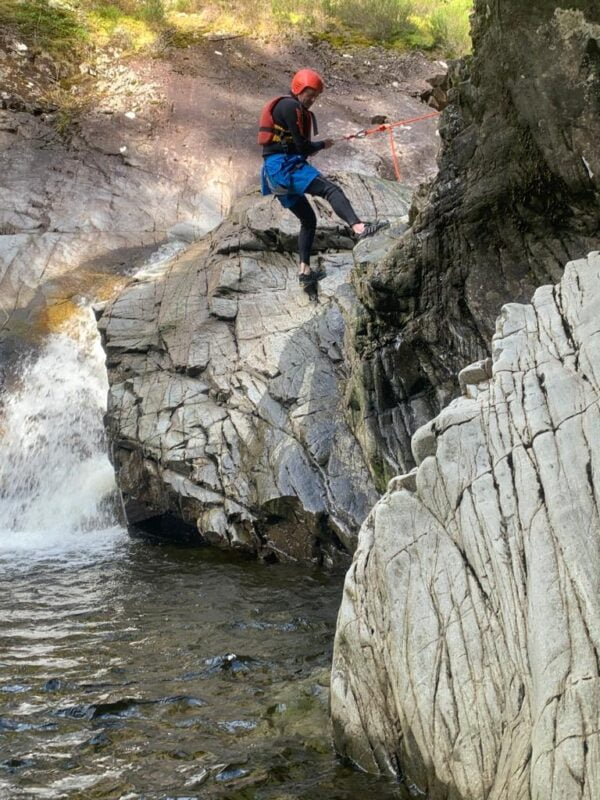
332, 252, 600, 798
347, 0, 600, 489
0, 35, 439, 356
100, 173, 410, 563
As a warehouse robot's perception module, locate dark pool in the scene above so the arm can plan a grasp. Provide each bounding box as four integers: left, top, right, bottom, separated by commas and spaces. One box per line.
0, 532, 406, 799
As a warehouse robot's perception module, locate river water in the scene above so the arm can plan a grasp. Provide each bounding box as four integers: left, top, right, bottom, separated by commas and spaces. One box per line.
0, 302, 404, 798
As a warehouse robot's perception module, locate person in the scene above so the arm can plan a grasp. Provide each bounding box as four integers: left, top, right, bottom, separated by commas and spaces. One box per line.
258, 68, 388, 285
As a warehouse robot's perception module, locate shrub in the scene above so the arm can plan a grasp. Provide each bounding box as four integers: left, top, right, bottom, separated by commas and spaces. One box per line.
327, 0, 413, 42
139, 0, 165, 24
1, 0, 473, 64
92, 0, 165, 25
88, 0, 166, 49
428, 0, 471, 56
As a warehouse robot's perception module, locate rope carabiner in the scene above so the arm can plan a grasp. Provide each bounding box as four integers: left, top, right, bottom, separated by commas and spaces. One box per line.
343, 129, 367, 140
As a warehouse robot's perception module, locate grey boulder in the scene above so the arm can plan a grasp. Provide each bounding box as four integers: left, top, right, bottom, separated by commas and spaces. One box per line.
100, 173, 410, 563
332, 252, 600, 799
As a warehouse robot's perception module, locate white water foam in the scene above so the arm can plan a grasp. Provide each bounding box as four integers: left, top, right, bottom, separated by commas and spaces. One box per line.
0, 241, 189, 562
0, 308, 126, 558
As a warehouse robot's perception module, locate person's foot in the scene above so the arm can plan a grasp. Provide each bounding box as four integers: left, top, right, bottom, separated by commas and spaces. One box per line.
353, 220, 390, 240
298, 268, 326, 285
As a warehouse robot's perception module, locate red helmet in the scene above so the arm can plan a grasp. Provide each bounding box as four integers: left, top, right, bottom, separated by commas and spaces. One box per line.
290, 68, 324, 96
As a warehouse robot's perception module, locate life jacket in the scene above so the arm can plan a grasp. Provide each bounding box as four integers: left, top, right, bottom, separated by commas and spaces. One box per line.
257, 95, 318, 147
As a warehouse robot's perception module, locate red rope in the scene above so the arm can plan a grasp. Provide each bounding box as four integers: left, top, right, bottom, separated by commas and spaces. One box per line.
388, 125, 401, 181
342, 110, 440, 181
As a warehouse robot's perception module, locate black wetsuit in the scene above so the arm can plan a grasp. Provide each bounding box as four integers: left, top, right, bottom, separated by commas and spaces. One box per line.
263, 96, 360, 265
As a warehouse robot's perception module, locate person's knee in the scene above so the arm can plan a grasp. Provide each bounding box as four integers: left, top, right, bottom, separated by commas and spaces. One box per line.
322, 182, 350, 212
299, 206, 317, 233
326, 184, 346, 205
308, 177, 336, 200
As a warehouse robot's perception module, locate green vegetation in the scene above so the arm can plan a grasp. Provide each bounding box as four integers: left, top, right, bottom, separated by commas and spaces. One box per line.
87, 1, 165, 51
1, 0, 168, 57
320, 0, 472, 55
327, 0, 413, 44
421, 0, 472, 56
1, 0, 472, 60
0, 0, 87, 55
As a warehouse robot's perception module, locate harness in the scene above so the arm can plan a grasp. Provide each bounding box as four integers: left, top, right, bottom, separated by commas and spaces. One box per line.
257, 96, 318, 149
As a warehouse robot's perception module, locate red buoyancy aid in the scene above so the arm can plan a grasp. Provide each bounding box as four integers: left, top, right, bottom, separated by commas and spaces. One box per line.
257, 96, 318, 146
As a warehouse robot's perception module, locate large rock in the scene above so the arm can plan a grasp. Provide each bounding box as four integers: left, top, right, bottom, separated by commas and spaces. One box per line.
331, 252, 600, 798
0, 39, 440, 351
348, 0, 600, 488
100, 174, 411, 563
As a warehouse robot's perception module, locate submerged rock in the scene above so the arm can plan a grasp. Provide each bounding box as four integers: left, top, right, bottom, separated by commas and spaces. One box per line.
331, 252, 600, 799
100, 174, 410, 562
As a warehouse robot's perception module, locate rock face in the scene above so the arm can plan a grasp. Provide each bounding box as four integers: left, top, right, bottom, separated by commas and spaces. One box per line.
0, 37, 440, 355
0, 108, 193, 362
332, 252, 600, 799
100, 174, 410, 562
350, 0, 600, 488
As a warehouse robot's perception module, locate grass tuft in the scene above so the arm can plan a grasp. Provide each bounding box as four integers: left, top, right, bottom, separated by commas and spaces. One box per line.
0, 0, 88, 55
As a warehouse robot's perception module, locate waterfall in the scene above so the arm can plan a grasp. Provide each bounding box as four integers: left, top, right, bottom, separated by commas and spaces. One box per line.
0, 306, 124, 557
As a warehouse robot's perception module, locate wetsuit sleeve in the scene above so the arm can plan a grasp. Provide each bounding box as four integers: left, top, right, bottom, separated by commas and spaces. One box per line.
277, 98, 325, 157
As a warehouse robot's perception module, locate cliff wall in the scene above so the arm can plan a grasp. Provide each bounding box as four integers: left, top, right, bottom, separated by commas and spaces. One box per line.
332, 252, 600, 799
99, 176, 408, 562
350, 0, 600, 486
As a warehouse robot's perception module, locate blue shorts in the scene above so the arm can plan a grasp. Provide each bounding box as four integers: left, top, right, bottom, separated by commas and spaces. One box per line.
260, 154, 321, 209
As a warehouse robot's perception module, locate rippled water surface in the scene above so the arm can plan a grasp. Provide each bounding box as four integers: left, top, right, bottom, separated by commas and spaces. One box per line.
0, 536, 405, 800
0, 265, 406, 799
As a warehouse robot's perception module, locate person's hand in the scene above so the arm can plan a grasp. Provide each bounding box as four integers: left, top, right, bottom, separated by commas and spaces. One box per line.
322, 138, 335, 149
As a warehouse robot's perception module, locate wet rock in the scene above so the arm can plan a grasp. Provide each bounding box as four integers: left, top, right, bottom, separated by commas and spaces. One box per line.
1, 757, 35, 771
215, 764, 250, 782
159, 695, 207, 708
42, 678, 62, 692
218, 719, 258, 734
55, 704, 94, 719
101, 175, 410, 561
170, 749, 194, 760
185, 768, 210, 787
332, 252, 600, 798
85, 731, 112, 748
0, 717, 56, 732
56, 697, 141, 720
91, 698, 142, 718
203, 653, 258, 674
